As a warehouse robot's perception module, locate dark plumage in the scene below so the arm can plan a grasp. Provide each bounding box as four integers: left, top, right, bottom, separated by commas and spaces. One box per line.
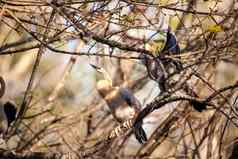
161, 30, 183, 71
190, 100, 207, 112
0, 76, 17, 135
141, 30, 207, 112
3, 101, 17, 126
133, 120, 147, 143
161, 30, 180, 54
184, 85, 207, 112
0, 101, 17, 135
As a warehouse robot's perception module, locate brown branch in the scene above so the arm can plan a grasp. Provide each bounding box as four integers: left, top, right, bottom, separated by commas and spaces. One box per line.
121, 0, 232, 17
9, 7, 56, 122
134, 81, 238, 127
0, 148, 62, 159
49, 2, 152, 55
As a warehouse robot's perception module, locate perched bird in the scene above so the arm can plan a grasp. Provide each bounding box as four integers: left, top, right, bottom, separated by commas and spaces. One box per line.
160, 28, 183, 71
0, 76, 17, 136
140, 28, 182, 92
91, 64, 147, 144
141, 29, 207, 112
162, 30, 206, 112
161, 28, 180, 55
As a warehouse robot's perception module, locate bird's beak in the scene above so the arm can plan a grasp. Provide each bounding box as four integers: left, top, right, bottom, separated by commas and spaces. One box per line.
90, 64, 102, 72
90, 64, 99, 69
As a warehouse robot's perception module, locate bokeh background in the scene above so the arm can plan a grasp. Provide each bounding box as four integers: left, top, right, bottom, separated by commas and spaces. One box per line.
0, 0, 238, 158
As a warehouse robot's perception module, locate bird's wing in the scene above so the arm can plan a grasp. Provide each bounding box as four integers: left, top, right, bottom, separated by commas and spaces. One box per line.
119, 87, 142, 110
161, 31, 180, 54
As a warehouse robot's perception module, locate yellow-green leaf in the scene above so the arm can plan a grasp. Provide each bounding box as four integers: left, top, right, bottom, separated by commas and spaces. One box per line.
207, 25, 222, 33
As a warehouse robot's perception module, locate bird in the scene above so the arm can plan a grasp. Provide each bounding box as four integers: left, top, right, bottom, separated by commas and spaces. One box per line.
0, 76, 17, 136
161, 28, 180, 55
141, 29, 207, 112
140, 29, 182, 92
91, 64, 147, 144
162, 30, 206, 112
160, 28, 183, 71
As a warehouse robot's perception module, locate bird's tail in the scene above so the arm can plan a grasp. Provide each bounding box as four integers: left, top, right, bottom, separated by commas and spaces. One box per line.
133, 121, 147, 144
184, 84, 207, 112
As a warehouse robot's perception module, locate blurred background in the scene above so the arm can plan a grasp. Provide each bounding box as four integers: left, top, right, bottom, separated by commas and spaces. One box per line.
0, 0, 238, 158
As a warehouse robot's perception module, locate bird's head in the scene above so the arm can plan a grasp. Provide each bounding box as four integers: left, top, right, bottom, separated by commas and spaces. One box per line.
145, 31, 167, 57
90, 64, 113, 97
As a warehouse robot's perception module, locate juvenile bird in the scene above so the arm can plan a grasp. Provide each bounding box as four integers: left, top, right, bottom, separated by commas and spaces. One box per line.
91, 64, 147, 144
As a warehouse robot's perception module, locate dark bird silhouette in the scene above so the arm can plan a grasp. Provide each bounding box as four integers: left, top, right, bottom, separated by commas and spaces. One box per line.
161, 29, 180, 54
3, 101, 17, 126
0, 101, 17, 135
0, 77, 17, 136
160, 28, 183, 71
